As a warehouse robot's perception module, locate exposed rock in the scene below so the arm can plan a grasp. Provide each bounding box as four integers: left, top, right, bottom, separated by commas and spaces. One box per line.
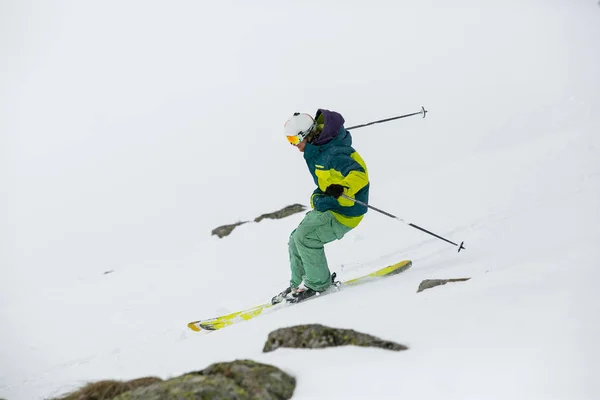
263, 324, 408, 353
254, 204, 306, 222
195, 360, 296, 400
112, 360, 295, 400
211, 221, 249, 238
417, 278, 471, 293
212, 204, 306, 238
55, 377, 162, 400
111, 374, 237, 400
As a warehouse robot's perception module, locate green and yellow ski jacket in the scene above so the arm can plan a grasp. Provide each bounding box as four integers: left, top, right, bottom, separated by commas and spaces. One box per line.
304, 109, 369, 228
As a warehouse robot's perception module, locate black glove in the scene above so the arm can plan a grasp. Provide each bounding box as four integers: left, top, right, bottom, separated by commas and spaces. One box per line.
325, 184, 345, 199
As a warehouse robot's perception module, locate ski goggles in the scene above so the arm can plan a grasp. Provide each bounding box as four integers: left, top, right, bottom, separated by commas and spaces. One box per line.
286, 134, 304, 146
285, 122, 316, 146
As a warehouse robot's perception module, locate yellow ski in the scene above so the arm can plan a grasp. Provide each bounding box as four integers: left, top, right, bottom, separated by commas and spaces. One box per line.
187, 260, 411, 332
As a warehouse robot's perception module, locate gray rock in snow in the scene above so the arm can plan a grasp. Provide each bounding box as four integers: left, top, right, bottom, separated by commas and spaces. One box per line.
417, 278, 471, 293
211, 221, 250, 238
212, 203, 306, 238
263, 324, 408, 353
111, 360, 295, 400
53, 377, 162, 400
254, 203, 306, 222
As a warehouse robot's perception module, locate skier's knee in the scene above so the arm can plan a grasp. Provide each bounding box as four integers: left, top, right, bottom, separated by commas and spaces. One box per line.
297, 235, 322, 249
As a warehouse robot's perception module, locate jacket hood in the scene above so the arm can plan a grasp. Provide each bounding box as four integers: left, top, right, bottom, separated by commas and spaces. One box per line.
311, 109, 345, 146
303, 123, 353, 161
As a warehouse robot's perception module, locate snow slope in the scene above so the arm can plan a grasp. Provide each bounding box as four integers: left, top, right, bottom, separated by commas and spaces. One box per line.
1, 1, 599, 399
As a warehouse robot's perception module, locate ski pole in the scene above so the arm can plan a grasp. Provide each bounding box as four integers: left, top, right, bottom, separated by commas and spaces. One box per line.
341, 194, 466, 252
346, 106, 428, 131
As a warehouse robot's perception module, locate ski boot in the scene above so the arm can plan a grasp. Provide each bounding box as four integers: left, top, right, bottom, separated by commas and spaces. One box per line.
331, 272, 341, 289
286, 272, 341, 303
271, 286, 292, 305
286, 286, 319, 303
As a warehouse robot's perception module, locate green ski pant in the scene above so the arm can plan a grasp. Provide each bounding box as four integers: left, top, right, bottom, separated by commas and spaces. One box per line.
288, 210, 353, 292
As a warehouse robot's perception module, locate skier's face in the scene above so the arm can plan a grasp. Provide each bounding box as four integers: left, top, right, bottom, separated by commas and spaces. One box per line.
297, 137, 308, 152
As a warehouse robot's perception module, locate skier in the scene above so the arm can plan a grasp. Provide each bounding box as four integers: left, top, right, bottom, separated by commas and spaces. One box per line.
272, 109, 370, 304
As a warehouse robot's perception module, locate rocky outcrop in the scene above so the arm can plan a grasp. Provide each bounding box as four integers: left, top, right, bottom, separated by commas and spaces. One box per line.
263, 324, 408, 353
417, 278, 471, 293
211, 221, 249, 238
111, 360, 295, 400
56, 377, 162, 400
212, 204, 306, 238
254, 204, 306, 223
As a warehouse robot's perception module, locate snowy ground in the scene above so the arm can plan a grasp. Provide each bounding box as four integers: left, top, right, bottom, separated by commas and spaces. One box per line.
2, 1, 599, 399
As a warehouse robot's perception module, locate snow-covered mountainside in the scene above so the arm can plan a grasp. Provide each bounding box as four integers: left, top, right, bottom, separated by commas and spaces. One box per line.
2, 1, 599, 399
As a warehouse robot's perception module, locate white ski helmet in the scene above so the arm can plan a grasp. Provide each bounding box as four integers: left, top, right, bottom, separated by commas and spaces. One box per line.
284, 112, 316, 145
